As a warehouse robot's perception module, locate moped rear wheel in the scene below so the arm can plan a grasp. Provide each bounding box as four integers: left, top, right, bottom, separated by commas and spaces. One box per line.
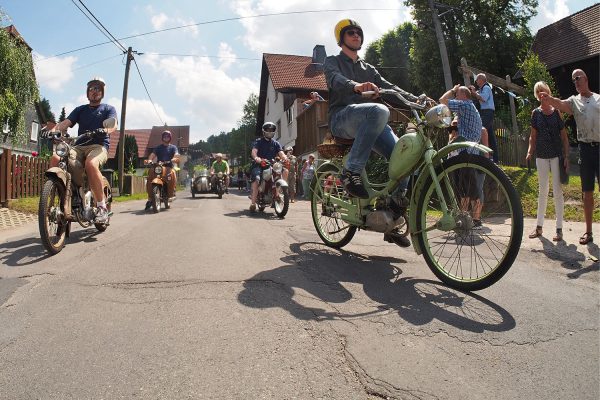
415, 153, 523, 291
39, 179, 67, 254
310, 163, 356, 248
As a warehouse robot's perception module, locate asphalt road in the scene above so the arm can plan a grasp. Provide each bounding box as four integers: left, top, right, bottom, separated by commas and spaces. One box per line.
0, 189, 598, 399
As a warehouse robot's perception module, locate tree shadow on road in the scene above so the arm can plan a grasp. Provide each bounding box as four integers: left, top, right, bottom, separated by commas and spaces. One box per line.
238, 241, 515, 333
532, 236, 599, 278
0, 229, 101, 267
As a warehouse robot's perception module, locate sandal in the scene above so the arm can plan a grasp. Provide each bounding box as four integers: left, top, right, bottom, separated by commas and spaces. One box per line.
553, 229, 563, 242
579, 232, 594, 245
529, 226, 543, 239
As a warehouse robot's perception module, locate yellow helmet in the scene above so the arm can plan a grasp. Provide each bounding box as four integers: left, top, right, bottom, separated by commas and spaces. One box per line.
334, 19, 363, 46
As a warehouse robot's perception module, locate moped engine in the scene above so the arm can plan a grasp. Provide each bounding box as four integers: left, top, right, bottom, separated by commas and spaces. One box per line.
366, 210, 405, 233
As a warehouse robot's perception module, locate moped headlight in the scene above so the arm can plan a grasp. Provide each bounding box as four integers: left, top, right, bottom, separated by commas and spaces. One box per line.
272, 162, 283, 174
55, 142, 69, 157
154, 166, 163, 174
217, 171, 223, 178
262, 169, 272, 181
425, 104, 452, 128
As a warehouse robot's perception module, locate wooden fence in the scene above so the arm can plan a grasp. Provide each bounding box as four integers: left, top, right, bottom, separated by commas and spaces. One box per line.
0, 149, 49, 205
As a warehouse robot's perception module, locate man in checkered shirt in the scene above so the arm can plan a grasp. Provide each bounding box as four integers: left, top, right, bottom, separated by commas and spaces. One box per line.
439, 84, 483, 152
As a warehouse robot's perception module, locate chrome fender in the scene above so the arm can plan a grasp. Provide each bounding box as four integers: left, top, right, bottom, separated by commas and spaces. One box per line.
408, 142, 491, 255
45, 167, 68, 187
275, 178, 288, 188
151, 177, 164, 186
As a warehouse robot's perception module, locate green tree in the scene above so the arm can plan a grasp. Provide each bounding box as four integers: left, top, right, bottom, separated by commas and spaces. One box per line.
0, 15, 39, 144
58, 107, 66, 122
405, 0, 536, 98
365, 22, 416, 93
38, 97, 56, 123
516, 53, 556, 132
114, 135, 139, 174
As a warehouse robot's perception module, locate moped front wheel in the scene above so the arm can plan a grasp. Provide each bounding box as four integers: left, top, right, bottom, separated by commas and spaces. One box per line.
152, 185, 161, 213
39, 179, 67, 255
95, 179, 112, 232
274, 186, 289, 218
310, 163, 356, 248
415, 153, 523, 291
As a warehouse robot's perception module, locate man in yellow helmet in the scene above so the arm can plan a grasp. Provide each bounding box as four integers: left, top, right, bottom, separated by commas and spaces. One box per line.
325, 19, 420, 200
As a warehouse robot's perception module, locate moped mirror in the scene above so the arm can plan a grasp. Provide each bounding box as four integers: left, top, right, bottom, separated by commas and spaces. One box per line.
102, 117, 118, 129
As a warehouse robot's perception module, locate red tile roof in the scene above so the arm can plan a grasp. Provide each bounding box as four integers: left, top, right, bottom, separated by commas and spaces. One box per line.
107, 125, 189, 159
263, 53, 328, 92
107, 129, 152, 159
532, 4, 599, 70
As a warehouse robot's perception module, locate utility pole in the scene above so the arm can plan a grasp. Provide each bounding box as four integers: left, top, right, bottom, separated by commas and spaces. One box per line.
428, 0, 453, 91
118, 47, 133, 195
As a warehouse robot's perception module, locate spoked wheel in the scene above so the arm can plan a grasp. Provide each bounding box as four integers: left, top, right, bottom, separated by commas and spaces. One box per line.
152, 185, 161, 213
274, 186, 289, 218
38, 179, 67, 254
415, 153, 523, 291
310, 163, 357, 248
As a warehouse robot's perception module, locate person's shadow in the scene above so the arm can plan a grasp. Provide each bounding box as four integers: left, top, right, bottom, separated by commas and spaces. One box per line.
532, 236, 599, 278
238, 242, 515, 333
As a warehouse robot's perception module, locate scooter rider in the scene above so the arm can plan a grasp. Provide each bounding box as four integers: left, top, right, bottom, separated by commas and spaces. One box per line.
249, 122, 287, 212
48, 77, 118, 223
144, 130, 180, 210
210, 153, 230, 193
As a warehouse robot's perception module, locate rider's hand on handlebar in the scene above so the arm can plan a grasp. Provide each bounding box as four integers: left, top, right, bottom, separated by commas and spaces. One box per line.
354, 82, 380, 98
254, 156, 262, 164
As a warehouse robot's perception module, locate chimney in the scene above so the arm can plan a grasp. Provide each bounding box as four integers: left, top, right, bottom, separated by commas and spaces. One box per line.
312, 45, 326, 71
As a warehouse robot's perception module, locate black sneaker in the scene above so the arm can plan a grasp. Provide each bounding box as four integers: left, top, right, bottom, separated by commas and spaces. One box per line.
384, 229, 411, 248
341, 169, 369, 199
144, 201, 152, 211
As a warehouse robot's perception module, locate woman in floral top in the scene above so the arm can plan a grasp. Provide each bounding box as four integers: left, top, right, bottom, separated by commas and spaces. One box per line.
526, 81, 570, 241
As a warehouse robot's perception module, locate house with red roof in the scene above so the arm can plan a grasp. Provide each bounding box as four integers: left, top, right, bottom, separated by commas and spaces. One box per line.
257, 45, 328, 156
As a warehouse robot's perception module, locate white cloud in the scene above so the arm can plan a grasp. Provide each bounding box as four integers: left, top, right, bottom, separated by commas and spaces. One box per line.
141, 54, 258, 142
151, 12, 169, 30
218, 42, 236, 69
106, 96, 177, 130
228, 0, 409, 56
149, 12, 199, 37
33, 53, 77, 91
530, 0, 571, 33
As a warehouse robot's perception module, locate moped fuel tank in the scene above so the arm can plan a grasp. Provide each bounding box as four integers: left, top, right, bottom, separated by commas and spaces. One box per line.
388, 131, 425, 181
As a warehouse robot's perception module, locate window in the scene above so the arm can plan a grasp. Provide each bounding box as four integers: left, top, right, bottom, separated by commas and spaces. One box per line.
30, 121, 39, 142
276, 120, 281, 140
286, 106, 293, 125
274, 91, 279, 102
266, 97, 269, 115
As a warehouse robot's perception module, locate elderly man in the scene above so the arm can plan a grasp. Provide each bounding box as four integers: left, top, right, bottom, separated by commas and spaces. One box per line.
541, 69, 599, 245
470, 73, 498, 163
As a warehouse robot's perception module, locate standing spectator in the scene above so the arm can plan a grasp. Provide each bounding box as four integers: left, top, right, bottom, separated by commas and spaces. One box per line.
470, 74, 498, 163
526, 82, 569, 241
301, 154, 316, 200
237, 168, 244, 191
284, 146, 298, 203
541, 69, 599, 244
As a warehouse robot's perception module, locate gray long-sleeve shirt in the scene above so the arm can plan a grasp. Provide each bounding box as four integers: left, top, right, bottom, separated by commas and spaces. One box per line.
323, 51, 418, 125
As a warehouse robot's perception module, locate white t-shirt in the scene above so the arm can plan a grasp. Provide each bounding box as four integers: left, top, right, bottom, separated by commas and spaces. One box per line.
568, 93, 600, 143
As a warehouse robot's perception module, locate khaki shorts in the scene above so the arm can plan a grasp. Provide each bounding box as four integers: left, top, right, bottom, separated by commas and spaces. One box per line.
69, 145, 108, 167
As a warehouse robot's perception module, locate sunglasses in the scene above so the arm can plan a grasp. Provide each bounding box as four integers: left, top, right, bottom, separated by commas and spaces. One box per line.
88, 86, 103, 92
345, 29, 362, 37
572, 75, 585, 83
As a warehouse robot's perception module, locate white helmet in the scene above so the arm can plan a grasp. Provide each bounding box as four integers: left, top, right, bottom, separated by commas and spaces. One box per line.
262, 121, 276, 139
284, 146, 293, 152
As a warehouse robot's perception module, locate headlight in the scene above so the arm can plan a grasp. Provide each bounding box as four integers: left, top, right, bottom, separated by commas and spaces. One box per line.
217, 171, 223, 178
154, 166, 163, 174
262, 169, 272, 181
425, 104, 452, 128
272, 162, 283, 173
55, 143, 69, 157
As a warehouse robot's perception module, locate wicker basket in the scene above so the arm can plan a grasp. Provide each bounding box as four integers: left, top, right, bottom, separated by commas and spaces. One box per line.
317, 143, 350, 159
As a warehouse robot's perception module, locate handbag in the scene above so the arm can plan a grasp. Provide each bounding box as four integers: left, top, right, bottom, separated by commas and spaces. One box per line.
540, 110, 569, 185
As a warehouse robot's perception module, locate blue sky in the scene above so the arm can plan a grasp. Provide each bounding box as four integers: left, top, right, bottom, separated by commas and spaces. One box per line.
1, 0, 596, 142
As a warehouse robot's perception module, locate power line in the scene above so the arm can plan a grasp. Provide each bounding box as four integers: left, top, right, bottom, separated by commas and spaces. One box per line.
76, 0, 127, 53
69, 0, 126, 54
132, 57, 165, 125
71, 53, 123, 71
40, 8, 402, 60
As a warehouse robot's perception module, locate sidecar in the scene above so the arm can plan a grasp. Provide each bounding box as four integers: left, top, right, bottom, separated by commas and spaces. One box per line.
191, 171, 211, 198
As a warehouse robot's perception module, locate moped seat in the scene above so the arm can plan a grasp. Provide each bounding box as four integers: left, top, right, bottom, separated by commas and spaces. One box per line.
331, 136, 354, 146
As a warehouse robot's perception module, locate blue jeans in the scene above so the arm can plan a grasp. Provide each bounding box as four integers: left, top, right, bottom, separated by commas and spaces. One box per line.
330, 103, 407, 191
480, 109, 497, 163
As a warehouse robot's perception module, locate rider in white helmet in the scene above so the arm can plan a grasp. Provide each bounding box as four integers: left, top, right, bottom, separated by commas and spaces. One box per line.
49, 76, 118, 223
248, 122, 287, 212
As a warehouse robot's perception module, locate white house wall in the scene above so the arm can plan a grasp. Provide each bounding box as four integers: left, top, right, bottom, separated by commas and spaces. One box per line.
264, 76, 298, 148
